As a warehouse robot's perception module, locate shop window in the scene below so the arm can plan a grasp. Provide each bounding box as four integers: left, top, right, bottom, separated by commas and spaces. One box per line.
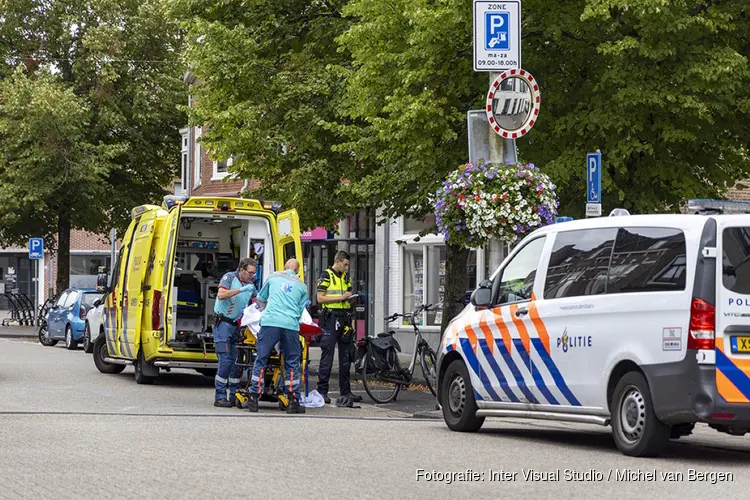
70, 255, 112, 276
402, 244, 478, 327
402, 247, 425, 325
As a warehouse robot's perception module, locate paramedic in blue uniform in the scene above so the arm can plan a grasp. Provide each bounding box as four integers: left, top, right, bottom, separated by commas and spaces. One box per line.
213, 258, 257, 407
247, 258, 309, 414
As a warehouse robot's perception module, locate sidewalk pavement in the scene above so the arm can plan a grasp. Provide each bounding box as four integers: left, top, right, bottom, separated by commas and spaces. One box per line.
0, 326, 36, 339
0, 328, 429, 386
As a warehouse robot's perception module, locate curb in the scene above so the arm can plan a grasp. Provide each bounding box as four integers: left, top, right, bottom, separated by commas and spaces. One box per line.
412, 409, 442, 420
0, 333, 37, 340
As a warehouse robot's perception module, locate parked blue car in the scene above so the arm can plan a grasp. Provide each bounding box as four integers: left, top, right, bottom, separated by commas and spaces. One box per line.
38, 288, 104, 350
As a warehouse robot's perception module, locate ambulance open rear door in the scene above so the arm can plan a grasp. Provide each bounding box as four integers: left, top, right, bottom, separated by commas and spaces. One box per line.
277, 209, 304, 281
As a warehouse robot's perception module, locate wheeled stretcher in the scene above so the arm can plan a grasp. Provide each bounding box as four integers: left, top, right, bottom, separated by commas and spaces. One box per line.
233, 322, 323, 410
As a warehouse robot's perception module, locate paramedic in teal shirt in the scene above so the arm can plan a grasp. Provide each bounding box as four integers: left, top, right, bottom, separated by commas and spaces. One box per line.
212, 258, 257, 408
247, 258, 309, 414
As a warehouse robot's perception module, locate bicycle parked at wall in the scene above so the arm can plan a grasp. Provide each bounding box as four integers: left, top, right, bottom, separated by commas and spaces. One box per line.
354, 304, 438, 404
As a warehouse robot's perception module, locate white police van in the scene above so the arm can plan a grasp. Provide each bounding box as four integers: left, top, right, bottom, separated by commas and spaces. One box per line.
437, 207, 750, 457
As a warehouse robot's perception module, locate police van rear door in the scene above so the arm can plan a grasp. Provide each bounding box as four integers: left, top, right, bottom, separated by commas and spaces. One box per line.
715, 216, 750, 403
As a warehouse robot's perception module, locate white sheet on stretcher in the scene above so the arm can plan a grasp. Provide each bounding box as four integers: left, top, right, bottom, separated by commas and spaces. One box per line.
240, 303, 315, 352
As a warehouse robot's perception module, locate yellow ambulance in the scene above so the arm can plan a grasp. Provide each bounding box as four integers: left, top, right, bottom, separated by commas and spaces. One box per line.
92, 195, 303, 384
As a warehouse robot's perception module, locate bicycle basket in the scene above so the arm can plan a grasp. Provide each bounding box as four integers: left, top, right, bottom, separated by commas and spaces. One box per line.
369, 335, 401, 373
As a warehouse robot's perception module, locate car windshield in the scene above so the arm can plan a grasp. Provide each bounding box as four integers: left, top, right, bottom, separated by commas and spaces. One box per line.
82, 293, 103, 308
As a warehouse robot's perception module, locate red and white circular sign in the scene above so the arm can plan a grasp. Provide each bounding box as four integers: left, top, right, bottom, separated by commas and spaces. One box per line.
486, 69, 541, 139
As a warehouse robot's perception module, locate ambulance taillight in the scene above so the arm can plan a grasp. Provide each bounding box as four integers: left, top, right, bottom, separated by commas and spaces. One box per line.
688, 298, 715, 350
153, 290, 163, 330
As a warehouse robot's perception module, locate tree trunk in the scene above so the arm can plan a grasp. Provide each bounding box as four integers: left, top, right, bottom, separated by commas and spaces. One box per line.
440, 244, 470, 334
56, 212, 71, 293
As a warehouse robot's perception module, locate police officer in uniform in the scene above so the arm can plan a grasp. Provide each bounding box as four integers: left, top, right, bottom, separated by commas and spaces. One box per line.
316, 250, 362, 404
212, 258, 257, 407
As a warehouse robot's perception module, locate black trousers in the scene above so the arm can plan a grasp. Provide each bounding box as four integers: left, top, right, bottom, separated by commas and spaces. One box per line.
316, 313, 354, 396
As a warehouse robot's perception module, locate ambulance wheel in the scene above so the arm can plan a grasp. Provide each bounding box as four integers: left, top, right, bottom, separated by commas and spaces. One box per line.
134, 351, 157, 385
611, 371, 670, 457
440, 358, 484, 433
93, 335, 125, 374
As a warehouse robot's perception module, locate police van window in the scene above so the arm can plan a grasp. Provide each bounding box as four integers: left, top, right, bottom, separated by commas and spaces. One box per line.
722, 227, 750, 294
607, 227, 687, 294
493, 236, 546, 305
544, 228, 617, 299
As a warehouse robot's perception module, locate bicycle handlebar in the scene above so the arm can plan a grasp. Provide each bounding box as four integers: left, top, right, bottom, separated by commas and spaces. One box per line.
384, 303, 439, 323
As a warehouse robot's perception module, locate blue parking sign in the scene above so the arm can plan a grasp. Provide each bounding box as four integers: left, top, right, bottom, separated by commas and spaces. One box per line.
587, 152, 602, 204
485, 12, 510, 50
29, 238, 43, 260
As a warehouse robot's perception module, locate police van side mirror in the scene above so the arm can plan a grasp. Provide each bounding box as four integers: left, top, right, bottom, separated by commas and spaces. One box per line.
470, 280, 493, 309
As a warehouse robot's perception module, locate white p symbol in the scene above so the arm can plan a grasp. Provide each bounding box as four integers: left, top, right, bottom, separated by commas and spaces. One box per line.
490, 15, 504, 33
589, 157, 597, 177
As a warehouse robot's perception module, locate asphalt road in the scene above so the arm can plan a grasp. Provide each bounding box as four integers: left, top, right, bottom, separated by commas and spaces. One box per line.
2, 338, 750, 499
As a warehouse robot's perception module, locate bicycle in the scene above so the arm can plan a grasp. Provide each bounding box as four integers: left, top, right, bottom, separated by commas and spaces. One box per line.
355, 304, 439, 404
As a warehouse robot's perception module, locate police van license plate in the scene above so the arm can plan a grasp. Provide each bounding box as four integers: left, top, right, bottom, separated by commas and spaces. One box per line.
731, 336, 750, 354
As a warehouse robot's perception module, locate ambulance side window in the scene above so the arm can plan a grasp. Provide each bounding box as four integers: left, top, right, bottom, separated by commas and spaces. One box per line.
493, 236, 546, 305
110, 249, 124, 291
283, 242, 296, 261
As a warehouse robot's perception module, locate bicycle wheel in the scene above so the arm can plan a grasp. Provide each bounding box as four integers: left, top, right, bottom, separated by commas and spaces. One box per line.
420, 345, 438, 397
362, 350, 401, 404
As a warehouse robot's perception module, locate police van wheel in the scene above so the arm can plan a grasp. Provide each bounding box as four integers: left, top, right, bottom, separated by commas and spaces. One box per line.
611, 371, 670, 457
134, 351, 157, 385
93, 335, 125, 374
440, 359, 484, 433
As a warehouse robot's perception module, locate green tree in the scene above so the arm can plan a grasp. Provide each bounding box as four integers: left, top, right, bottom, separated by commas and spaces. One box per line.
0, 0, 185, 292
335, 0, 750, 330
335, 0, 486, 330
521, 0, 750, 216
167, 0, 357, 231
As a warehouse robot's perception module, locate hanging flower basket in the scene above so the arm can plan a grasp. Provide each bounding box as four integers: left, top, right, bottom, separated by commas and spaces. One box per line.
434, 161, 559, 248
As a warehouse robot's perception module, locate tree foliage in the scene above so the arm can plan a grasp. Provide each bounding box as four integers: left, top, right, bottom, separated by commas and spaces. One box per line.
167, 0, 357, 231
0, 0, 185, 290
173, 0, 750, 328
523, 0, 750, 216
